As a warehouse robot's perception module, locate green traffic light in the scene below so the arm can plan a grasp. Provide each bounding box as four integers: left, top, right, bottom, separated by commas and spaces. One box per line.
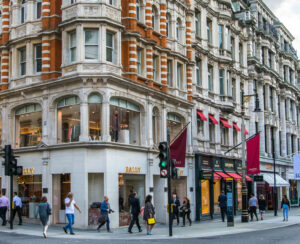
161, 161, 166, 167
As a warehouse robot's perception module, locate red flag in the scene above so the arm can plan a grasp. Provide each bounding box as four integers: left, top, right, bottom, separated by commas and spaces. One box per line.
246, 134, 260, 174
170, 128, 187, 167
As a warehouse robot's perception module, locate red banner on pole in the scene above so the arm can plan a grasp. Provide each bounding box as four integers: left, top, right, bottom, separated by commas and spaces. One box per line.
246, 134, 260, 175
170, 128, 187, 167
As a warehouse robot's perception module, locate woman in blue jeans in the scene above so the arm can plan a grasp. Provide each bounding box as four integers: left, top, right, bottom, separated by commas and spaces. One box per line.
63, 193, 81, 235
281, 195, 290, 221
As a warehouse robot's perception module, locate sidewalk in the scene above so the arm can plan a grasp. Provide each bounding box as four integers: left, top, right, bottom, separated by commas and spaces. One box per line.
1, 208, 300, 240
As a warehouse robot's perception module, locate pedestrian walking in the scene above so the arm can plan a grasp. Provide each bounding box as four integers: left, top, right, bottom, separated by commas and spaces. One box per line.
248, 193, 259, 221
143, 195, 155, 235
218, 191, 227, 222
258, 194, 266, 220
281, 195, 291, 221
35, 196, 52, 238
63, 192, 81, 235
128, 192, 142, 233
181, 197, 192, 227
97, 196, 114, 233
171, 194, 180, 226
0, 190, 9, 226
12, 192, 22, 225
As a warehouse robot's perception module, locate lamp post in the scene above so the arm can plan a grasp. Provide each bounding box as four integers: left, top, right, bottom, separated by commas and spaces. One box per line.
241, 91, 260, 222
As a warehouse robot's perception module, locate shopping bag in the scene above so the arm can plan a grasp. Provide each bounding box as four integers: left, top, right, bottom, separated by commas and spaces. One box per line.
147, 218, 156, 225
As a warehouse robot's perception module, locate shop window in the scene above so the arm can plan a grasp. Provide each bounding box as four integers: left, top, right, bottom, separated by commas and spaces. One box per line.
152, 108, 159, 145
237, 181, 242, 210
106, 31, 115, 63
19, 47, 26, 76
20, 0, 26, 24
18, 175, 42, 218
110, 97, 140, 145
34, 44, 42, 73
214, 180, 221, 213
57, 96, 81, 143
167, 113, 183, 142
289, 180, 298, 205
69, 31, 76, 63
85, 29, 99, 60
15, 104, 42, 148
35, 0, 42, 19
88, 93, 102, 141
201, 180, 210, 214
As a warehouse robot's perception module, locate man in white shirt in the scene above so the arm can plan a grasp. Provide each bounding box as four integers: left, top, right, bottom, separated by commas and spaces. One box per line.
63, 192, 81, 235
12, 192, 22, 225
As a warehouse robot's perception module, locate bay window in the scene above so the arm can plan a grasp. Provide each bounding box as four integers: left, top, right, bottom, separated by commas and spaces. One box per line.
15, 104, 42, 148
106, 31, 114, 63
85, 29, 99, 60
57, 96, 80, 143
88, 93, 102, 141
110, 98, 140, 145
69, 32, 76, 63
167, 113, 183, 142
19, 47, 26, 76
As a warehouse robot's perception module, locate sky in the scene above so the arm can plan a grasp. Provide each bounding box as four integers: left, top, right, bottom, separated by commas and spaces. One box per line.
263, 0, 300, 54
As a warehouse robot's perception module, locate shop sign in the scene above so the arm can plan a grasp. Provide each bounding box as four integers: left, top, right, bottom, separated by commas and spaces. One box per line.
222, 159, 234, 170
254, 175, 264, 182
125, 167, 141, 174
201, 171, 213, 180
202, 159, 210, 167
214, 158, 221, 170
23, 168, 34, 175
235, 161, 242, 171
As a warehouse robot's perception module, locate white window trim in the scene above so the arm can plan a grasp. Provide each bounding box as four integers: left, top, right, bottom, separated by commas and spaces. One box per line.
69, 31, 76, 63
34, 44, 42, 74
84, 29, 99, 61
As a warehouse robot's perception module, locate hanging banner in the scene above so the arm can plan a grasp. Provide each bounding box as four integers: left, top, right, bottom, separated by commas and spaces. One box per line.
246, 134, 260, 175
293, 154, 300, 179
170, 128, 187, 167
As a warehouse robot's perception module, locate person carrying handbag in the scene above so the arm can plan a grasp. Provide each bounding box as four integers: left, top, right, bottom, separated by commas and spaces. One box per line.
97, 196, 114, 233
181, 197, 192, 227
143, 195, 155, 235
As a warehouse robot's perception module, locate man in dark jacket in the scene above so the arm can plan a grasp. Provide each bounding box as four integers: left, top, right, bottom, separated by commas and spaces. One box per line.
218, 191, 227, 222
128, 192, 142, 233
171, 194, 180, 226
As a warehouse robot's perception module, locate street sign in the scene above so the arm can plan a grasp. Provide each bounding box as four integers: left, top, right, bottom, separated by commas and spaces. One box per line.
161, 169, 168, 177
254, 175, 264, 181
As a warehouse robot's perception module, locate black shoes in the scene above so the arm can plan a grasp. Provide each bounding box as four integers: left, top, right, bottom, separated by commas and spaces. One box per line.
139, 229, 143, 232
63, 227, 68, 234
128, 230, 133, 234
70, 232, 75, 235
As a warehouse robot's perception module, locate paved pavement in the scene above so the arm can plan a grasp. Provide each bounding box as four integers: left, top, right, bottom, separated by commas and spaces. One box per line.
0, 208, 300, 242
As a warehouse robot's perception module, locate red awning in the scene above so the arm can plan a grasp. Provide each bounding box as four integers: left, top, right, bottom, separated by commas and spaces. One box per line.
215, 171, 230, 179
246, 175, 252, 181
197, 110, 208, 121
227, 172, 242, 181
203, 171, 221, 180
209, 114, 218, 125
233, 123, 241, 132
220, 119, 232, 128
244, 129, 249, 135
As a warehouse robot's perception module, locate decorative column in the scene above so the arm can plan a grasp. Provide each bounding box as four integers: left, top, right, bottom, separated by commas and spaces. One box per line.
146, 46, 153, 87
80, 102, 89, 142
186, 2, 193, 102
1, 0, 10, 91
101, 89, 111, 142
160, 1, 168, 92
42, 37, 51, 81
145, 0, 153, 38
280, 96, 287, 157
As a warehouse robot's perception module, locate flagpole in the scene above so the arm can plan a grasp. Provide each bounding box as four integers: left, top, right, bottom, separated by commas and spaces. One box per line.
170, 122, 190, 146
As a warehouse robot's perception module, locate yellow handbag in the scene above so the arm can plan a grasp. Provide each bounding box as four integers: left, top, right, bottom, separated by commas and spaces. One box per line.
147, 218, 156, 225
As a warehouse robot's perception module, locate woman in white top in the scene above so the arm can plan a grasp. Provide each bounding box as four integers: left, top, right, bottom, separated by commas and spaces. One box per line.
63, 192, 81, 235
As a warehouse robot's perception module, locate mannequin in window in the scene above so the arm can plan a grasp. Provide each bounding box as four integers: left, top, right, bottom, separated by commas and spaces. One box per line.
112, 110, 120, 142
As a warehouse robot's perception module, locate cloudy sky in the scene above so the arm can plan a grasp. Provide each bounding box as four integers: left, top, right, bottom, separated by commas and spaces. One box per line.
263, 0, 300, 54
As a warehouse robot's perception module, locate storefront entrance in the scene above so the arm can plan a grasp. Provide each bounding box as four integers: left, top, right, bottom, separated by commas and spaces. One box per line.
18, 175, 42, 218
171, 177, 187, 204
52, 174, 71, 224
289, 180, 298, 205
118, 174, 145, 226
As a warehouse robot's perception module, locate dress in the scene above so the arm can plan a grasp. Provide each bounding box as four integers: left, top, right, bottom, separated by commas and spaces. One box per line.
36, 203, 51, 226
143, 202, 155, 222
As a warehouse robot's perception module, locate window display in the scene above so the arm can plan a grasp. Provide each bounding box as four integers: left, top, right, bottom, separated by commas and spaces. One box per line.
57, 96, 80, 143
15, 104, 42, 148
214, 180, 221, 213
289, 180, 298, 205
88, 93, 102, 141
201, 180, 210, 214
110, 98, 140, 145
237, 181, 242, 210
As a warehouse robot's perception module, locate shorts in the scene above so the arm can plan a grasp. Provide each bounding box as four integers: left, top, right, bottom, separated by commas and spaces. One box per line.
259, 210, 265, 213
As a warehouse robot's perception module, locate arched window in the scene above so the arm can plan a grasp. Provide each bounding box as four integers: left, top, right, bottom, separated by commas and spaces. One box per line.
88, 93, 102, 141
136, 0, 140, 21
20, 0, 26, 24
176, 18, 182, 42
152, 108, 159, 144
166, 14, 171, 38
35, 0, 42, 19
57, 96, 80, 143
110, 97, 140, 145
167, 113, 183, 142
15, 104, 42, 147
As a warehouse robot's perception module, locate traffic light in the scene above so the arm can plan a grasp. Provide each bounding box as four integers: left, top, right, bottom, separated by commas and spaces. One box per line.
171, 159, 179, 179
2, 145, 12, 176
159, 142, 169, 178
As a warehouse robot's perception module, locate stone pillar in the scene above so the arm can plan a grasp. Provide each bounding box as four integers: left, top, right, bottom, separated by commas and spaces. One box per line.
280, 96, 287, 157
80, 102, 89, 141
102, 94, 111, 142
42, 94, 49, 144
146, 101, 153, 146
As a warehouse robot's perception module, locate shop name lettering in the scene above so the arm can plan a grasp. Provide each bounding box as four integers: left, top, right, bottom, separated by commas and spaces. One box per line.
125, 167, 141, 174
225, 163, 234, 168
23, 168, 34, 175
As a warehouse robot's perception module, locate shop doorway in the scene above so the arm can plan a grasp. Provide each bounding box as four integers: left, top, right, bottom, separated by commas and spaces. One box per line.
52, 174, 71, 224
118, 174, 145, 226
18, 175, 42, 218
171, 177, 187, 204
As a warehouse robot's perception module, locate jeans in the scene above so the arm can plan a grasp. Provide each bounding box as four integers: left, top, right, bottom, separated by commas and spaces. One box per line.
182, 211, 192, 226
250, 206, 258, 220
64, 214, 75, 234
0, 207, 7, 225
97, 214, 110, 231
128, 214, 141, 231
283, 204, 289, 219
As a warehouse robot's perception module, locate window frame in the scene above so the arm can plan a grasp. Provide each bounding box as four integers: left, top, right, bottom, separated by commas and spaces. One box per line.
106, 30, 114, 63
196, 59, 201, 86
34, 44, 42, 73
19, 47, 26, 76
84, 29, 99, 61
20, 0, 26, 24
69, 31, 77, 63
35, 0, 42, 20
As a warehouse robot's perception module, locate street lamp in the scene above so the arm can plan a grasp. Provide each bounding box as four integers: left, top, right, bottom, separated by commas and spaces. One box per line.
241, 92, 260, 223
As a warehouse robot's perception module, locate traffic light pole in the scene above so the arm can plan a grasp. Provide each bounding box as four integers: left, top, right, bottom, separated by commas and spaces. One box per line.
10, 174, 13, 229
167, 131, 172, 237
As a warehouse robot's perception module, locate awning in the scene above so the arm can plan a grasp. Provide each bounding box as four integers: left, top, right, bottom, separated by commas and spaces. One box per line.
215, 171, 230, 179
209, 114, 218, 125
246, 175, 253, 181
245, 129, 249, 135
227, 172, 242, 181
220, 119, 232, 128
261, 173, 290, 187
197, 110, 208, 121
204, 171, 222, 180
233, 123, 241, 132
